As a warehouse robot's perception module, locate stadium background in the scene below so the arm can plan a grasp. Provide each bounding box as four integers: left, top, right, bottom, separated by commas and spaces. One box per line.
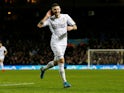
0, 0, 124, 70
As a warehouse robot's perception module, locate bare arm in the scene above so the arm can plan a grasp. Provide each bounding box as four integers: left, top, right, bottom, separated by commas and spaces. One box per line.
37, 10, 52, 28
67, 24, 77, 31
4, 50, 8, 56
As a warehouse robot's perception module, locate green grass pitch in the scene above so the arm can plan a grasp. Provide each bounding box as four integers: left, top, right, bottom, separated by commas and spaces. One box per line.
0, 69, 124, 93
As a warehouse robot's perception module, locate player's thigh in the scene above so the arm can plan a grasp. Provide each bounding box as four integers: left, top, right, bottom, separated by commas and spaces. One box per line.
60, 45, 66, 55
0, 59, 4, 63
51, 44, 61, 56
0, 57, 4, 62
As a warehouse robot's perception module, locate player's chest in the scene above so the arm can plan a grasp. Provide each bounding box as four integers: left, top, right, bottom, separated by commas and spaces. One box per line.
50, 18, 67, 28
0, 49, 4, 53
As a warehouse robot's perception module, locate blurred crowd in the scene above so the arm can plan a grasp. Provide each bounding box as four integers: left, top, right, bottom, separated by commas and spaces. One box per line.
2, 35, 124, 65
3, 39, 88, 65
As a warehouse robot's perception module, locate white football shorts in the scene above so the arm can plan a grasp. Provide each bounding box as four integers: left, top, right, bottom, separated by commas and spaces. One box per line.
51, 44, 66, 60
0, 56, 5, 62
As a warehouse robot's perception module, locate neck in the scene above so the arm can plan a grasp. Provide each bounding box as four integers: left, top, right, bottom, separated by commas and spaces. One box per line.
55, 14, 60, 18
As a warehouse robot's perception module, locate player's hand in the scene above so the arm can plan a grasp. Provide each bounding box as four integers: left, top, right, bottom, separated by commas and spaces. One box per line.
67, 26, 73, 31
45, 10, 52, 18
67, 25, 77, 31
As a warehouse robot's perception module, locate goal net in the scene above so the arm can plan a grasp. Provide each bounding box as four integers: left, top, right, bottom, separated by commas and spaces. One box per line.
87, 49, 124, 67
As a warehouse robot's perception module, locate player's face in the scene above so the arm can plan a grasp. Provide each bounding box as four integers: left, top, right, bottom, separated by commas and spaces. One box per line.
51, 6, 61, 17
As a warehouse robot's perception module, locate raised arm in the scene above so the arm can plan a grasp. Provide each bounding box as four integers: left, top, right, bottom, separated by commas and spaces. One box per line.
37, 10, 52, 28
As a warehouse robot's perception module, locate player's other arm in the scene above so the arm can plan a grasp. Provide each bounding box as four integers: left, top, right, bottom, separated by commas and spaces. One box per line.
4, 50, 8, 56
37, 10, 51, 28
67, 24, 77, 31
66, 14, 77, 31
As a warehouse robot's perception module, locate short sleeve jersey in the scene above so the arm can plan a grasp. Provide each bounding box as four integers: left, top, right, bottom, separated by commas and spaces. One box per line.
43, 14, 76, 45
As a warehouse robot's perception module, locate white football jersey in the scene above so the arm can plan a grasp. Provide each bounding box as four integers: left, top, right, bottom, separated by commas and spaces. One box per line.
0, 46, 7, 57
43, 14, 76, 45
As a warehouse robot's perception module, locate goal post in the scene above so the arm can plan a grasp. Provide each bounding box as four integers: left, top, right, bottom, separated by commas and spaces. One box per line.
87, 49, 124, 67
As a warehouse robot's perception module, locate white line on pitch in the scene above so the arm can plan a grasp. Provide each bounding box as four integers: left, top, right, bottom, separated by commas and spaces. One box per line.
0, 82, 35, 86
